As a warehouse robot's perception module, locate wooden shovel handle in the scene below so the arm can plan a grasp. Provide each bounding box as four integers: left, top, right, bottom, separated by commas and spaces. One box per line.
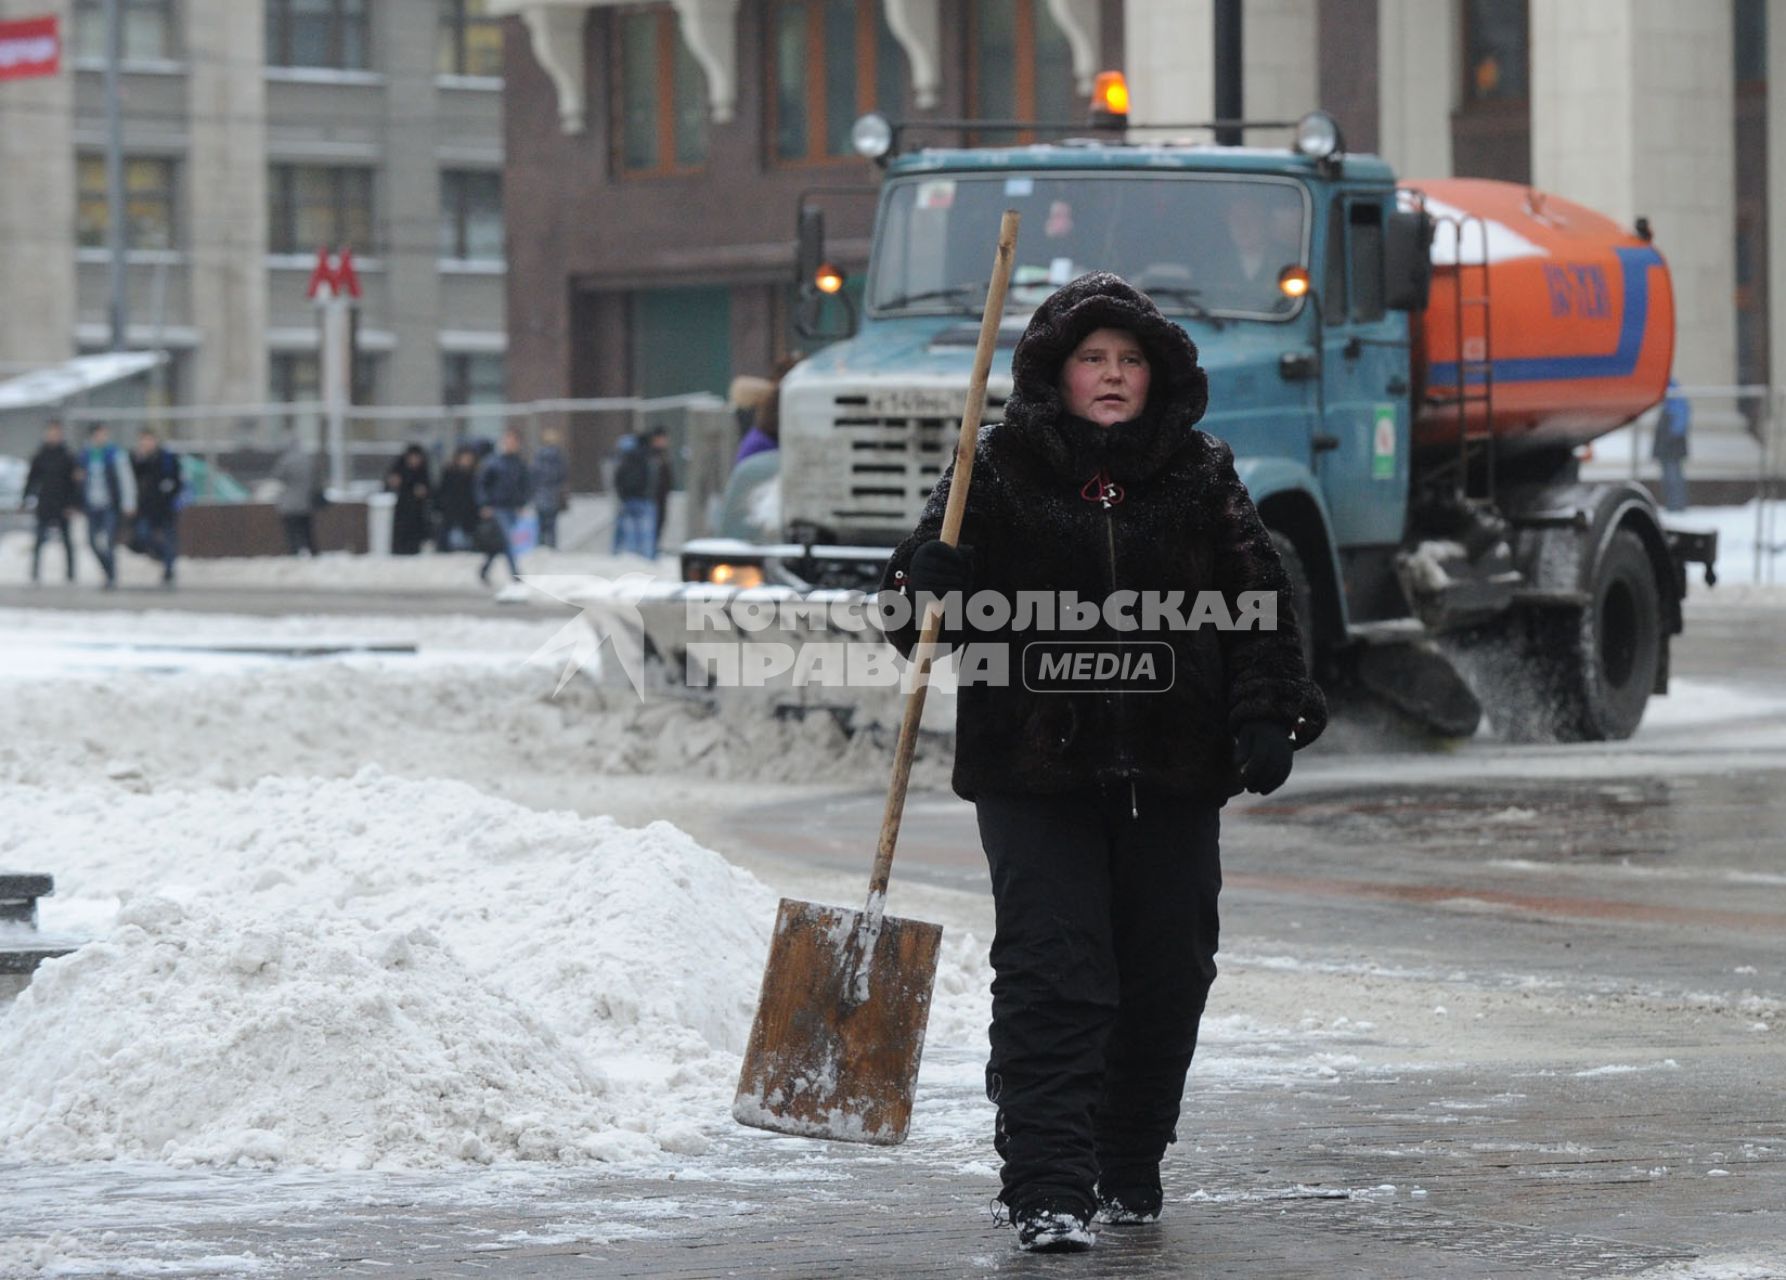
868, 209, 1021, 906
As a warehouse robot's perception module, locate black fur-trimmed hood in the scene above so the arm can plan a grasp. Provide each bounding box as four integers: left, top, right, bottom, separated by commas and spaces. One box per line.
1003, 272, 1210, 485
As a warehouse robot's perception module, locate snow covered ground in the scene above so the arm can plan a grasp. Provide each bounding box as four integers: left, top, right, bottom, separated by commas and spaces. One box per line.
2, 590, 1783, 1275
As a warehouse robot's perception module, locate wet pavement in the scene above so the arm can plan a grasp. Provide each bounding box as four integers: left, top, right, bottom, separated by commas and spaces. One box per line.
1, 594, 1783, 1276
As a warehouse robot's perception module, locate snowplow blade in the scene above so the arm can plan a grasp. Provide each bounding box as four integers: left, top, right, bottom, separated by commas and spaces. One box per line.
733, 897, 942, 1145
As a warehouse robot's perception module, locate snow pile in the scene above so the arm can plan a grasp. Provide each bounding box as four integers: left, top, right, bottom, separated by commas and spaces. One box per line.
0, 649, 952, 797
0, 898, 621, 1169
0, 768, 993, 1170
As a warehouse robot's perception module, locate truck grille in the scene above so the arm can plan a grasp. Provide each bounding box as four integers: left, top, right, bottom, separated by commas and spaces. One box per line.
825, 392, 1007, 526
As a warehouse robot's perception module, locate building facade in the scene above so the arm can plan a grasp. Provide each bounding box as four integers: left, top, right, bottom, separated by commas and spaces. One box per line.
500, 0, 1783, 422
0, 0, 510, 413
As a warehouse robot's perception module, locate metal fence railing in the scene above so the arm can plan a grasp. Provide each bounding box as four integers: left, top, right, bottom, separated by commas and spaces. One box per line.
55, 394, 730, 505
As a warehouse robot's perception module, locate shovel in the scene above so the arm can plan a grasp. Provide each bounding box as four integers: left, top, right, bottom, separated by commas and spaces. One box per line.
733, 210, 1022, 1146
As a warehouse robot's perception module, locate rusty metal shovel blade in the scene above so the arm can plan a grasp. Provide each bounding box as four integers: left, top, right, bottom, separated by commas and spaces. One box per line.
733, 897, 943, 1145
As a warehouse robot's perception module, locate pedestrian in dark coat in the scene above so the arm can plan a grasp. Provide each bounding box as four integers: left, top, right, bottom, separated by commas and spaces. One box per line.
434, 447, 481, 552
474, 427, 532, 583
130, 428, 182, 586
532, 428, 569, 549
880, 272, 1326, 1252
384, 444, 435, 555
22, 420, 80, 583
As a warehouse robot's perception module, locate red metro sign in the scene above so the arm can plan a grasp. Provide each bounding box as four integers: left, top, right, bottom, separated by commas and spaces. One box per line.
0, 15, 61, 82
305, 247, 363, 301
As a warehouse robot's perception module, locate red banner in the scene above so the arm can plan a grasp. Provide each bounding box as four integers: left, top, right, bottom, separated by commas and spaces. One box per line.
0, 15, 60, 82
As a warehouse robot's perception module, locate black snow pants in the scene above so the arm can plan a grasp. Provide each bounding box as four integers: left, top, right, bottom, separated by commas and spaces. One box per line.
975, 783, 1222, 1211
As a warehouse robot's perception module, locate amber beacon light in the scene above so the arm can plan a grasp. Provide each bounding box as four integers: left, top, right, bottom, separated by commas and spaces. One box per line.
1091, 71, 1129, 124
814, 263, 845, 295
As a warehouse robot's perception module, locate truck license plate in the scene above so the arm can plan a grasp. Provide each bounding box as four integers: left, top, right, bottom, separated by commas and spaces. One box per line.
866, 387, 963, 418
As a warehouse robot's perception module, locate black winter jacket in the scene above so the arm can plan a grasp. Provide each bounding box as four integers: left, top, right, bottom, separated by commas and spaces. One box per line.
879, 273, 1327, 802
132, 448, 182, 524
24, 443, 80, 516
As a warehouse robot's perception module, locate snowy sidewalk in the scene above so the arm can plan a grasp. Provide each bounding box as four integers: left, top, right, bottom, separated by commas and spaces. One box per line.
9, 1044, 1775, 1277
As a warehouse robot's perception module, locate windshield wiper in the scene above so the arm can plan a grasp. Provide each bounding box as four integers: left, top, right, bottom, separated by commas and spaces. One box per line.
875, 281, 986, 313
1141, 286, 1226, 330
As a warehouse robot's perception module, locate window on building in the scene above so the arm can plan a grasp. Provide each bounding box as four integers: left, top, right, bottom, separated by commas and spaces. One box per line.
438, 0, 505, 77
616, 8, 709, 174
439, 170, 504, 260
77, 154, 178, 250
1461, 0, 1527, 104
769, 0, 907, 163
72, 0, 178, 61
268, 165, 375, 254
968, 0, 1076, 133
266, 0, 370, 71
270, 351, 379, 404
443, 353, 506, 407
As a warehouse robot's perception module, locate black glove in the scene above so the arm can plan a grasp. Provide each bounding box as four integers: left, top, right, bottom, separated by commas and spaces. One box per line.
905, 540, 971, 598
1233, 720, 1294, 795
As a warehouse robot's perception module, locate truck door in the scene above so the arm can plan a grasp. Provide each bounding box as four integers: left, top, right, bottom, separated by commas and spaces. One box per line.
1318, 191, 1411, 548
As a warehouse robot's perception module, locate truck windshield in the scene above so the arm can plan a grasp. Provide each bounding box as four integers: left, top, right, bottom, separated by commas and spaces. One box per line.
870, 172, 1309, 321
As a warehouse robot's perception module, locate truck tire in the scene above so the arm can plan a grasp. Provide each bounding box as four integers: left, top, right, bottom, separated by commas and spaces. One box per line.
1270, 531, 1317, 674
1547, 528, 1661, 742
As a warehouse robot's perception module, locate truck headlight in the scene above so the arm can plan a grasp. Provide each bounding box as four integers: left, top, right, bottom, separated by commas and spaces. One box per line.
1294, 111, 1344, 160
708, 563, 765, 588
851, 113, 893, 160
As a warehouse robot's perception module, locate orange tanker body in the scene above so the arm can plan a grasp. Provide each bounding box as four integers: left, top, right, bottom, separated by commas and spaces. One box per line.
1403, 178, 1675, 461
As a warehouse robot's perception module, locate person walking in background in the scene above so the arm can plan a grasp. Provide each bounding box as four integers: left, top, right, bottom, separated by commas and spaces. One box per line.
611, 430, 658, 559
82, 423, 137, 590
649, 426, 675, 550
475, 426, 532, 583
272, 431, 322, 556
733, 382, 780, 465
384, 443, 435, 555
435, 446, 481, 552
532, 427, 570, 549
1652, 378, 1691, 513
130, 428, 183, 587
22, 419, 80, 584
729, 375, 775, 461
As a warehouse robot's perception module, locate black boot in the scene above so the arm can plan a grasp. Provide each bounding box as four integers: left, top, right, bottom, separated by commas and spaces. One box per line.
1012, 1194, 1096, 1253
1096, 1171, 1163, 1225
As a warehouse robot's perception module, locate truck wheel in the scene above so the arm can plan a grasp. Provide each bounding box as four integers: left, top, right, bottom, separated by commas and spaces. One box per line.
1551, 529, 1661, 741
1270, 531, 1317, 674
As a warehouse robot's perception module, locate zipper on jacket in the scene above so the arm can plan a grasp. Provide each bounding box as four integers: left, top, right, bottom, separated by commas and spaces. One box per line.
1097, 485, 1134, 800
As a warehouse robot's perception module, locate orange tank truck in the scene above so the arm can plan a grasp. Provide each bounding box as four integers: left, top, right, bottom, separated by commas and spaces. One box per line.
1402, 178, 1676, 460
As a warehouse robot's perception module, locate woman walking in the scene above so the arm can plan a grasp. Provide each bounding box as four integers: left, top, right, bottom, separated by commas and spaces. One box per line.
384, 443, 435, 555
880, 273, 1326, 1253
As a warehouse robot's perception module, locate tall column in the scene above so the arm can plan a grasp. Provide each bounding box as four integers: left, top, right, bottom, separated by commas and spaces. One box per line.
0, 0, 76, 372
1376, 0, 1453, 179
1532, 0, 1737, 387
1124, 0, 1214, 131
1769, 0, 1786, 399
384, 2, 444, 406
185, 0, 268, 404
1123, 0, 1317, 141
1244, 0, 1317, 146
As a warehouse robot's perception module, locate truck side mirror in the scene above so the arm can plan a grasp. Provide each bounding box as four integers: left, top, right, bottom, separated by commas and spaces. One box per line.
1385, 209, 1432, 311
796, 206, 826, 289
